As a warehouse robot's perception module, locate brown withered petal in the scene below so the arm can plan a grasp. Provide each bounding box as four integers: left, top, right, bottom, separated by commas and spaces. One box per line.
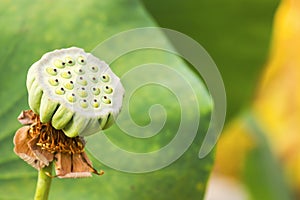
17, 110, 36, 125
14, 110, 103, 178
55, 152, 94, 178
28, 136, 54, 167
13, 126, 48, 170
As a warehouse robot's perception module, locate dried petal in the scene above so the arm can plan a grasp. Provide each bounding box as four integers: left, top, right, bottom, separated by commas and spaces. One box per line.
17, 110, 36, 125
28, 136, 54, 166
13, 126, 46, 169
54, 152, 73, 178
54, 152, 101, 178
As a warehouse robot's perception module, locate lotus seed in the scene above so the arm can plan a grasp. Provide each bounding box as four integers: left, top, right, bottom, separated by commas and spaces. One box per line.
103, 85, 113, 94
67, 93, 76, 102
75, 68, 85, 75
65, 56, 75, 66
54, 59, 65, 68
49, 78, 59, 86
91, 87, 100, 95
102, 96, 111, 104
46, 67, 58, 76
55, 87, 65, 95
92, 99, 100, 108
77, 56, 86, 65
64, 81, 74, 90
89, 66, 98, 72
101, 74, 110, 82
89, 76, 98, 83
80, 100, 88, 108
61, 71, 72, 79
77, 88, 88, 97
77, 76, 87, 86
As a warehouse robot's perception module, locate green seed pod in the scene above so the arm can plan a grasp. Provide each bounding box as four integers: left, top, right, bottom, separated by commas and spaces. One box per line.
26, 47, 124, 137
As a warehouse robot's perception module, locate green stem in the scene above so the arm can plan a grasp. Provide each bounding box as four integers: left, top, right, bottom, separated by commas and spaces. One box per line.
34, 163, 53, 200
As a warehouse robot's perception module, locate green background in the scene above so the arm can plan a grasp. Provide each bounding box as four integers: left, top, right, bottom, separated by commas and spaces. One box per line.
143, 0, 279, 120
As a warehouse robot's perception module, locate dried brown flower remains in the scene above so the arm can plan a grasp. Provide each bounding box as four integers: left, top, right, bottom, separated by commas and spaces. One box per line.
14, 110, 104, 178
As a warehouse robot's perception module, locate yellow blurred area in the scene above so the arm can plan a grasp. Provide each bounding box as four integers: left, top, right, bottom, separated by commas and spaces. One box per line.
215, 0, 300, 193
215, 118, 255, 178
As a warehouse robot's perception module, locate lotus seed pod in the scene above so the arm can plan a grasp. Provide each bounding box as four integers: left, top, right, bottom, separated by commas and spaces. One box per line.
26, 47, 124, 137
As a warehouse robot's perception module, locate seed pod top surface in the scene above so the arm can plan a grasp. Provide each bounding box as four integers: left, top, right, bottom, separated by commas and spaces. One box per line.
26, 47, 124, 137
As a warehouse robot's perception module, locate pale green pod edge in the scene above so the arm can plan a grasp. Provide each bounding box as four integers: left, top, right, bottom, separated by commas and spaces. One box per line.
39, 93, 59, 123
28, 80, 43, 114
63, 113, 89, 137
51, 105, 74, 130
26, 62, 37, 91
78, 118, 104, 137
